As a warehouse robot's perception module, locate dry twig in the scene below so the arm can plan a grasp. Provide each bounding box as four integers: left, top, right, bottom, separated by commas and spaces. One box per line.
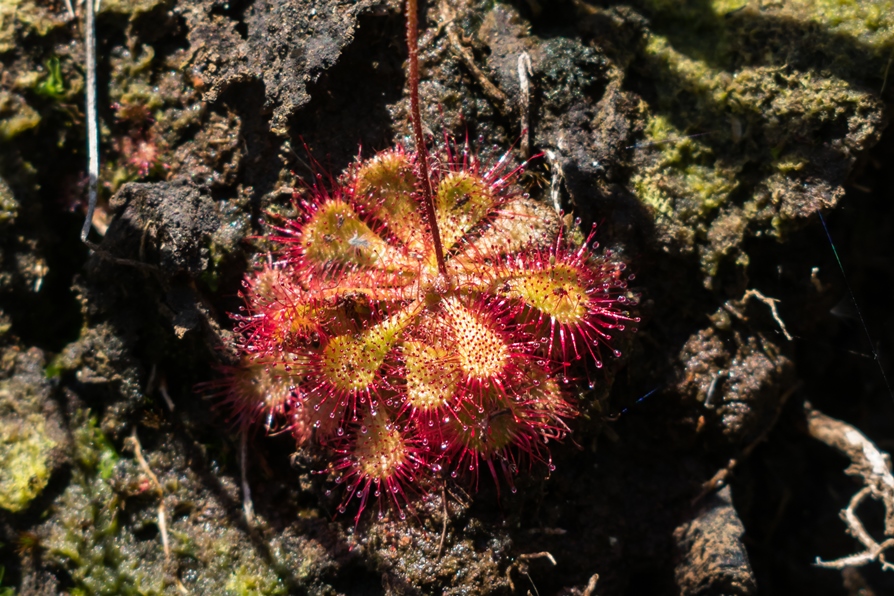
81, 0, 100, 244
582, 573, 599, 596
436, 484, 448, 560
507, 551, 556, 596
240, 431, 255, 525
805, 403, 894, 571
724, 289, 793, 341
544, 149, 565, 214
517, 51, 533, 157
125, 428, 170, 560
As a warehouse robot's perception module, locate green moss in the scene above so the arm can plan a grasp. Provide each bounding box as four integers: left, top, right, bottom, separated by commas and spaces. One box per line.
44, 413, 162, 596
225, 565, 287, 596
43, 356, 64, 380
111, 46, 164, 113
632, 113, 739, 222
100, 0, 169, 16
73, 416, 119, 481
0, 347, 57, 514
0, 413, 55, 512
0, 91, 39, 140
633, 18, 882, 287
0, 0, 67, 53
39, 407, 329, 594
46, 480, 164, 595
786, 0, 894, 49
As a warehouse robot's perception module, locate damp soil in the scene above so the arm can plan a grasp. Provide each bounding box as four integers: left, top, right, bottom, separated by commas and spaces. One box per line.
1, 0, 894, 594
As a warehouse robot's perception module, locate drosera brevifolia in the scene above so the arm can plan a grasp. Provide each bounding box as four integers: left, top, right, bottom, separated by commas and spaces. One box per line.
213, 0, 639, 524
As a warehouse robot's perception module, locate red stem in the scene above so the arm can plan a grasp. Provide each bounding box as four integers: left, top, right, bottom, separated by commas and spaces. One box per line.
407, 0, 447, 276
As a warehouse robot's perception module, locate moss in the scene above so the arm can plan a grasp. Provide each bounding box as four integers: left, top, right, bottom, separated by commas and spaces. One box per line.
111, 46, 164, 113
785, 0, 894, 49
43, 355, 64, 379
0, 413, 55, 512
0, 0, 67, 53
0, 91, 39, 140
73, 416, 120, 481
632, 113, 739, 223
224, 565, 287, 596
100, 0, 170, 16
641, 0, 894, 67
42, 413, 155, 596
0, 347, 57, 513
102, 43, 196, 193
39, 406, 335, 594
633, 23, 882, 285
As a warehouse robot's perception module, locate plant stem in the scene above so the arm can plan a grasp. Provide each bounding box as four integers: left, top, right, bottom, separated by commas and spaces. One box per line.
406, 0, 447, 276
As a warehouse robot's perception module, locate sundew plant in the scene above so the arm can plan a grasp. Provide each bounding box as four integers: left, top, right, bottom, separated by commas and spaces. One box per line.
218, 0, 638, 523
